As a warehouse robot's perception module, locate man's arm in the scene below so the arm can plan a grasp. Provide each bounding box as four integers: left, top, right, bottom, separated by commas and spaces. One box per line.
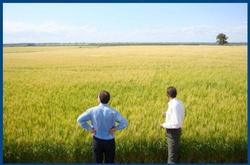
109, 111, 128, 135
114, 111, 128, 130
77, 109, 93, 131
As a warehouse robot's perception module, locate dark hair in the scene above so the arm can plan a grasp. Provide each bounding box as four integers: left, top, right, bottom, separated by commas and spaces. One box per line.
166, 86, 177, 98
99, 90, 110, 104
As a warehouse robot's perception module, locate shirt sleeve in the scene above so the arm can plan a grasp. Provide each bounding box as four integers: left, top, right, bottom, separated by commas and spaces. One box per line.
114, 111, 128, 130
77, 109, 93, 131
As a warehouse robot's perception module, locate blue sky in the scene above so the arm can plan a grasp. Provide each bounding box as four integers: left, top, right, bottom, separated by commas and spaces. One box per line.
3, 3, 247, 43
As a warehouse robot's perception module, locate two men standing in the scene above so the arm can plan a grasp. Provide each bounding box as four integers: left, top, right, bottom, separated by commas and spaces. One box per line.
77, 87, 185, 163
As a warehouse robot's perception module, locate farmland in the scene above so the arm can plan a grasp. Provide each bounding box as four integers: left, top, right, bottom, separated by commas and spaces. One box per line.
3, 45, 247, 163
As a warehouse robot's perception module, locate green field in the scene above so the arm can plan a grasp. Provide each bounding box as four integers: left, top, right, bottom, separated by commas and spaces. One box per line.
3, 45, 247, 163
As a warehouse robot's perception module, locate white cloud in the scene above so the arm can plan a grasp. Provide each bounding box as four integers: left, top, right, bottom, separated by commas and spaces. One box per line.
130, 25, 247, 42
4, 21, 96, 34
3, 20, 247, 43
3, 21, 99, 43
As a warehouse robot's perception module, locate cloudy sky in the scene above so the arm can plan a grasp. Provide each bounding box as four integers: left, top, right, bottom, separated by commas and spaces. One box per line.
3, 3, 247, 43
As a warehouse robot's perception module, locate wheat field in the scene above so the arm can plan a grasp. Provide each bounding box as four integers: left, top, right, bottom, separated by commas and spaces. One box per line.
3, 45, 247, 163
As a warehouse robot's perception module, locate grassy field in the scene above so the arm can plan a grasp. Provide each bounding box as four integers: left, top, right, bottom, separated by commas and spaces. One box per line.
3, 45, 247, 163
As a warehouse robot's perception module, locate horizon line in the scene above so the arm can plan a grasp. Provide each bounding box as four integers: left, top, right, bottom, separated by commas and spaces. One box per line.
3, 41, 247, 44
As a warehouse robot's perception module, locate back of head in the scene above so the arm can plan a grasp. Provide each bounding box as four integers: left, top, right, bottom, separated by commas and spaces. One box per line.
166, 86, 177, 98
99, 90, 110, 104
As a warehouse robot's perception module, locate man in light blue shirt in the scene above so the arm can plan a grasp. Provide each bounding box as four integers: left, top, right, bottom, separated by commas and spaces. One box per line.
77, 90, 128, 163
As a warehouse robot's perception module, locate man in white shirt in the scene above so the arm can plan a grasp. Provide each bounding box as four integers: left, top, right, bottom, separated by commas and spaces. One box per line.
161, 86, 185, 163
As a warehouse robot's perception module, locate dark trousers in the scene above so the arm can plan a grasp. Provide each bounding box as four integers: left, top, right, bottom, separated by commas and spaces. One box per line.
166, 128, 181, 163
93, 136, 115, 163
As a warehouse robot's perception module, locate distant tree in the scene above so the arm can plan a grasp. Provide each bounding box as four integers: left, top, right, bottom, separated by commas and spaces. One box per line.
216, 33, 228, 45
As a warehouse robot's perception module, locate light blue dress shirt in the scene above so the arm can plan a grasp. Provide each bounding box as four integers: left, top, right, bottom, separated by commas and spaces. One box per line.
77, 103, 128, 140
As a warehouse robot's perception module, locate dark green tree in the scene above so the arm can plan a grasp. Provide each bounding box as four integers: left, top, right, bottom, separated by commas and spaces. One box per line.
216, 33, 228, 45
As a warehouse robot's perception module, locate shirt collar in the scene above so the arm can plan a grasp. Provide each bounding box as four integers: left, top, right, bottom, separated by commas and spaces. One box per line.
168, 98, 177, 105
99, 103, 109, 107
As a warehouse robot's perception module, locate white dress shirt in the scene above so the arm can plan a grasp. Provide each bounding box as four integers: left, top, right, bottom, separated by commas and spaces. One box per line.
162, 98, 185, 129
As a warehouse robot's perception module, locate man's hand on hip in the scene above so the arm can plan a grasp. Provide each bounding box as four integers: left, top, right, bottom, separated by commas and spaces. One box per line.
109, 128, 117, 136
91, 128, 96, 136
